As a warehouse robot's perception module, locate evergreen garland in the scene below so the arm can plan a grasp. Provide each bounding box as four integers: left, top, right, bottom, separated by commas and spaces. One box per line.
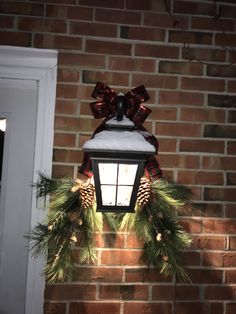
28, 173, 192, 283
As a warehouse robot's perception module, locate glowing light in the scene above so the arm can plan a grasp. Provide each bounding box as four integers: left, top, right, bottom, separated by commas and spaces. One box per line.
0, 119, 6, 132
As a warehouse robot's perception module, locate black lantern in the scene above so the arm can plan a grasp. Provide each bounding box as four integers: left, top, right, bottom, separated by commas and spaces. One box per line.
83, 95, 155, 213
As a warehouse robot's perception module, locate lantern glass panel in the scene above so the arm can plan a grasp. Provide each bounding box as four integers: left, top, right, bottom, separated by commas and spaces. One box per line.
98, 163, 117, 184
117, 185, 133, 206
118, 164, 138, 185
101, 185, 116, 205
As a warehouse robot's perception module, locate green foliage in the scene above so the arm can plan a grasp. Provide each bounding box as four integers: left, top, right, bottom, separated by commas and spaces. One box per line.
120, 179, 192, 281
29, 175, 192, 283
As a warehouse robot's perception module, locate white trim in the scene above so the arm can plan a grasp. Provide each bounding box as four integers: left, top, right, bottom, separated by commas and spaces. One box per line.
0, 46, 57, 314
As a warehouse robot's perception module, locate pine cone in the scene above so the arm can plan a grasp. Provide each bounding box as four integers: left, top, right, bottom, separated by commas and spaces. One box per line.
79, 183, 95, 209
136, 177, 151, 207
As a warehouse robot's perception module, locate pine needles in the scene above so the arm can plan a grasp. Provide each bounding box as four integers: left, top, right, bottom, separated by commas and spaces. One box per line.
120, 179, 192, 281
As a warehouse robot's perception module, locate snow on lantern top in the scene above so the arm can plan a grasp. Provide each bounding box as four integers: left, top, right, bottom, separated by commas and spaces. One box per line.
83, 116, 156, 154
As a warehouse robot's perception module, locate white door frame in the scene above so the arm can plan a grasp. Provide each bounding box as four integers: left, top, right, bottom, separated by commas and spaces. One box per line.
0, 46, 57, 314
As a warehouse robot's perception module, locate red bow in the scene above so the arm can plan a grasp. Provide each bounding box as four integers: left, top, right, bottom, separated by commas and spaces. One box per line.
90, 82, 151, 125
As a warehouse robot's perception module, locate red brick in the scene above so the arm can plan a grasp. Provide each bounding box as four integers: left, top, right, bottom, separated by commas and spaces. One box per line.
191, 235, 226, 250
52, 165, 74, 178
175, 285, 200, 300
156, 123, 201, 137
55, 116, 100, 133
95, 8, 141, 25
175, 302, 223, 314
0, 1, 44, 16
183, 251, 201, 266
55, 100, 78, 115
221, 5, 236, 18
18, 17, 67, 33
158, 138, 177, 153
179, 218, 202, 233
227, 142, 236, 155
180, 108, 225, 123
205, 124, 236, 138
56, 84, 94, 100
125, 268, 171, 283
179, 203, 223, 218
159, 61, 203, 76
227, 173, 236, 185
99, 284, 148, 300
177, 170, 224, 185
86, 39, 132, 55
0, 16, 14, 28
44, 302, 66, 314
126, 234, 145, 249
182, 47, 226, 62
101, 250, 142, 265
120, 26, 165, 42
83, 70, 129, 86
228, 80, 236, 93
202, 252, 224, 267
45, 284, 96, 300
53, 149, 83, 163
68, 6, 93, 20
159, 91, 204, 106
181, 77, 225, 92
158, 154, 199, 169
223, 253, 236, 267
96, 233, 125, 249
124, 302, 172, 314
203, 218, 236, 233
73, 267, 123, 282
151, 108, 177, 121
132, 74, 177, 89
135, 44, 179, 59
207, 65, 236, 78
58, 53, 105, 68
169, 31, 212, 45
143, 12, 189, 29
126, 0, 170, 11
80, 0, 124, 8
208, 94, 236, 108
174, 1, 216, 15
228, 110, 236, 123
34, 34, 82, 50
192, 17, 234, 32
152, 285, 174, 300
216, 33, 236, 47
229, 236, 236, 251
70, 302, 120, 314
0, 31, 30, 46
227, 303, 236, 314
205, 188, 236, 202
58, 68, 80, 83
202, 156, 236, 170
225, 204, 236, 218
205, 286, 236, 300
70, 21, 117, 37
54, 133, 76, 147
180, 139, 225, 154
187, 269, 222, 284
109, 57, 155, 72
225, 270, 236, 284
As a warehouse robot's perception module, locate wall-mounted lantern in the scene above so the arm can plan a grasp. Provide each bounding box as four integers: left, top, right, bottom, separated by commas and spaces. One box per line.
83, 94, 155, 212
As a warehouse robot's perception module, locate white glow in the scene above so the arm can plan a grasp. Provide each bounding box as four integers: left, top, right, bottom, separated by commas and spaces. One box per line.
0, 119, 6, 132
99, 163, 117, 184
117, 186, 133, 206
118, 164, 138, 185
101, 185, 116, 205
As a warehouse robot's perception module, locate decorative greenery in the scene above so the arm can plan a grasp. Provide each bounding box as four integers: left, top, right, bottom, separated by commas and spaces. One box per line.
28, 173, 192, 283
120, 180, 192, 281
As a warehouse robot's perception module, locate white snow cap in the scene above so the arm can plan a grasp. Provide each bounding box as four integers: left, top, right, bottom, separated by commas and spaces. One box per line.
83, 129, 155, 153
105, 116, 134, 128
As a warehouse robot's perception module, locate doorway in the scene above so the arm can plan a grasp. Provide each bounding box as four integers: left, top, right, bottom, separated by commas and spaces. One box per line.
0, 46, 57, 314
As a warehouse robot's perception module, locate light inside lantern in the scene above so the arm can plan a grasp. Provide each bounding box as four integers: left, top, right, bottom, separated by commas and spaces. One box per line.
98, 163, 138, 207
90, 156, 145, 213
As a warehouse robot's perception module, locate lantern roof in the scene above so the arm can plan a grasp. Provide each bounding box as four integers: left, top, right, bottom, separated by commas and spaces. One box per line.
83, 117, 155, 155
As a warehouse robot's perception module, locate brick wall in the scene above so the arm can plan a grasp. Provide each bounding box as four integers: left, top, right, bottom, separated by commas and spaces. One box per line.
1, 0, 236, 313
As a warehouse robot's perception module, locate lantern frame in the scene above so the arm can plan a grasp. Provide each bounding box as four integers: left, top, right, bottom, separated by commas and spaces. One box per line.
88, 151, 148, 212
